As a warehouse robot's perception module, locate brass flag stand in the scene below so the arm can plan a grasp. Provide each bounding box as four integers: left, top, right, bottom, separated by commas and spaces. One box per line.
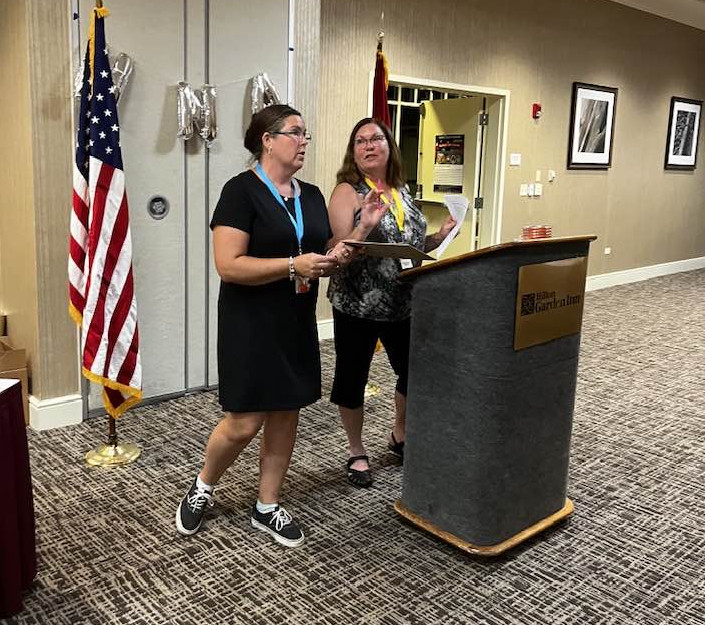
85, 414, 141, 466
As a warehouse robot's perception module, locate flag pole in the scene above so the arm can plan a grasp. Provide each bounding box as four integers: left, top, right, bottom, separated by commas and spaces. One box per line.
365, 11, 389, 401
377, 10, 384, 50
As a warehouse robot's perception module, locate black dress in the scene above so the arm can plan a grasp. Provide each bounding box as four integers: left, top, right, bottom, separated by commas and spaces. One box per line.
210, 169, 331, 412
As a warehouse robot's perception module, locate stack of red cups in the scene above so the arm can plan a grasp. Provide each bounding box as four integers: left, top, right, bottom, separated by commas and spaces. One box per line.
521, 225, 553, 240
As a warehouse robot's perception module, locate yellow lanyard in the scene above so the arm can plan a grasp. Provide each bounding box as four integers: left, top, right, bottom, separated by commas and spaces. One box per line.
365, 177, 404, 231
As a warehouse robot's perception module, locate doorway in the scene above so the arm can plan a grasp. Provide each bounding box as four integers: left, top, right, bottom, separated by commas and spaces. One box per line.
370, 75, 509, 257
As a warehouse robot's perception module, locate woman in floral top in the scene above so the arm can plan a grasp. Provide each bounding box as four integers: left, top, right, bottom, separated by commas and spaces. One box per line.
327, 118, 456, 487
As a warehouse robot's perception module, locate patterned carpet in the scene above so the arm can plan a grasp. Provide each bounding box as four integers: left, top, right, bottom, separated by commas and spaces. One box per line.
4, 270, 704, 625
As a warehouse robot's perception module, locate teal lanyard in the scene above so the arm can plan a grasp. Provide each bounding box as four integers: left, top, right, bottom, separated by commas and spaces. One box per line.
256, 163, 304, 251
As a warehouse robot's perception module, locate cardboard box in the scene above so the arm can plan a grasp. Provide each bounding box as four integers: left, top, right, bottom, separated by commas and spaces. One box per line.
0, 337, 29, 424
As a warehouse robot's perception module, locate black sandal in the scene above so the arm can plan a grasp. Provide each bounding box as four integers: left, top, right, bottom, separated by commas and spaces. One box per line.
388, 432, 405, 458
346, 455, 373, 488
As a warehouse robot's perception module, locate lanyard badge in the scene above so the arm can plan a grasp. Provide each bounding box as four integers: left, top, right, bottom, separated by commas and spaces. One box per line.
256, 163, 309, 294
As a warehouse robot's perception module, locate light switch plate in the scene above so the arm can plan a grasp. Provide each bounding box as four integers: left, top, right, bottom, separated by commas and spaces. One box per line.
534, 183, 543, 196
520, 184, 528, 196
510, 153, 522, 166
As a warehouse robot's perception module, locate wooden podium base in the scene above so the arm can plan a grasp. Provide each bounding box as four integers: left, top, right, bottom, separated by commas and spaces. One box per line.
394, 498, 574, 556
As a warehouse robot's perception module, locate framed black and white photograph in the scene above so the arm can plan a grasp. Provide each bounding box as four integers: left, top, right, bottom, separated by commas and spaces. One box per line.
567, 82, 618, 169
664, 97, 702, 170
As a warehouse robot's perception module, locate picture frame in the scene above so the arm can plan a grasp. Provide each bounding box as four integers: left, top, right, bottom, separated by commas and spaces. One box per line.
664, 97, 702, 170
567, 82, 618, 170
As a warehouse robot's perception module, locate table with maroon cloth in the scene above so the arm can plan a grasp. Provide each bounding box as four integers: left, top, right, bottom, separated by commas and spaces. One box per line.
0, 379, 36, 618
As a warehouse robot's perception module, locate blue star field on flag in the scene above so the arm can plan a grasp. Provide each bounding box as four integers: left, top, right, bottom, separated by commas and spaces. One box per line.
75, 17, 123, 176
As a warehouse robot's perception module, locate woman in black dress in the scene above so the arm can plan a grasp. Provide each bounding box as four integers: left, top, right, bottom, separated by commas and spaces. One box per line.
176, 105, 384, 547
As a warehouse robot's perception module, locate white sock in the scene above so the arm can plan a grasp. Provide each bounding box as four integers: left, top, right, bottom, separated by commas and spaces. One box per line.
196, 474, 214, 492
256, 500, 278, 514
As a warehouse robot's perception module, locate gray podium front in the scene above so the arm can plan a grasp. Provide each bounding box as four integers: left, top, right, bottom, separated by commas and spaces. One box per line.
396, 236, 596, 556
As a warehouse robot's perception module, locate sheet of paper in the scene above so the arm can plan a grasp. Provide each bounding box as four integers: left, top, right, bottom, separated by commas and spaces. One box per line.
434, 195, 469, 258
343, 240, 434, 261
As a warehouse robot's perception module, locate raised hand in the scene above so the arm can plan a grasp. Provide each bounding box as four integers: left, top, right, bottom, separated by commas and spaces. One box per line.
358, 188, 387, 232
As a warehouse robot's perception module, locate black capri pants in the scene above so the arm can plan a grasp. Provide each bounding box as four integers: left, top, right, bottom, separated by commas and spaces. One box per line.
330, 307, 411, 410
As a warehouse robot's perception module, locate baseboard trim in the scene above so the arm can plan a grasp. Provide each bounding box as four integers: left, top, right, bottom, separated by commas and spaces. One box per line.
586, 256, 705, 292
29, 394, 83, 431
318, 318, 334, 341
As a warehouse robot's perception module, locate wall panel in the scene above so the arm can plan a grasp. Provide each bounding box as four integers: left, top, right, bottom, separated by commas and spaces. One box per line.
0, 0, 39, 392
28, 0, 79, 399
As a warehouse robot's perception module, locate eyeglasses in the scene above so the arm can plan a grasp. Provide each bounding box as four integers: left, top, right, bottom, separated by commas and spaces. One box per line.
270, 129, 312, 142
354, 134, 386, 148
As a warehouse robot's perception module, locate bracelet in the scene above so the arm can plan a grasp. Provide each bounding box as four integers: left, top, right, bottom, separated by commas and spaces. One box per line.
288, 256, 296, 281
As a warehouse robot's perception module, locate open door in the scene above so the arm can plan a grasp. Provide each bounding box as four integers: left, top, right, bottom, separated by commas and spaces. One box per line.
417, 96, 487, 257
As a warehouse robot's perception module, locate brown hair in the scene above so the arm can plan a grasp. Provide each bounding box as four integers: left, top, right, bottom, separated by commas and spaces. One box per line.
335, 117, 405, 188
244, 104, 302, 160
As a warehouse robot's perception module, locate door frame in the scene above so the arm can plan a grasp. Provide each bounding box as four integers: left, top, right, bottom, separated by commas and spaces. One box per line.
368, 73, 510, 246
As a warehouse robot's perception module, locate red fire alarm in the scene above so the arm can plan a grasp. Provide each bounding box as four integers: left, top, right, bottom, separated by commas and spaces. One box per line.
532, 103, 542, 119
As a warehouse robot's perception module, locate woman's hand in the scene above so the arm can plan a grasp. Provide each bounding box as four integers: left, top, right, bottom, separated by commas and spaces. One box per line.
358, 188, 387, 232
437, 215, 458, 239
424, 215, 459, 252
293, 253, 337, 280
326, 241, 358, 269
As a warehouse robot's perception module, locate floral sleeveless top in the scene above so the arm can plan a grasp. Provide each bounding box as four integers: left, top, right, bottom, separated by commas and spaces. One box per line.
327, 180, 427, 322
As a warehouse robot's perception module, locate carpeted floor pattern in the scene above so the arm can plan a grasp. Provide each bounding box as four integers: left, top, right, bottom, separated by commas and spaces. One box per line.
4, 270, 704, 625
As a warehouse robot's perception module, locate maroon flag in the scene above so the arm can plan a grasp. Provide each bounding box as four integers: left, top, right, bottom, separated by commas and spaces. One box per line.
69, 6, 142, 418
372, 42, 391, 128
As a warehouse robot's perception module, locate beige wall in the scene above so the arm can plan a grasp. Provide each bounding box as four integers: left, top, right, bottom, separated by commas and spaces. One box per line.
27, 1, 78, 399
314, 0, 705, 289
0, 0, 39, 386
0, 0, 78, 400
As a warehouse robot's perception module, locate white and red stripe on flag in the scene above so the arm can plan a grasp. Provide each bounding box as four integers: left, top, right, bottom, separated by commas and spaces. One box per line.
69, 7, 141, 417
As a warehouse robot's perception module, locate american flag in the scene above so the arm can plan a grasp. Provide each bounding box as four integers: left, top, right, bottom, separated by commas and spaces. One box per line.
69, 7, 142, 418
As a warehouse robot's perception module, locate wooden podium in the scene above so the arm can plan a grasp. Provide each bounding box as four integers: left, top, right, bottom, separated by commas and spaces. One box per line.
395, 236, 596, 556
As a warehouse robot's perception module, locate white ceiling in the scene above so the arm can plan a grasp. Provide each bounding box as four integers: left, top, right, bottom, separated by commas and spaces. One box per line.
607, 0, 705, 31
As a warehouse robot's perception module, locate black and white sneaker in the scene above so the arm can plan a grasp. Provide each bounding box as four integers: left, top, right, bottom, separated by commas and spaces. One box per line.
250, 504, 305, 547
175, 478, 214, 536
